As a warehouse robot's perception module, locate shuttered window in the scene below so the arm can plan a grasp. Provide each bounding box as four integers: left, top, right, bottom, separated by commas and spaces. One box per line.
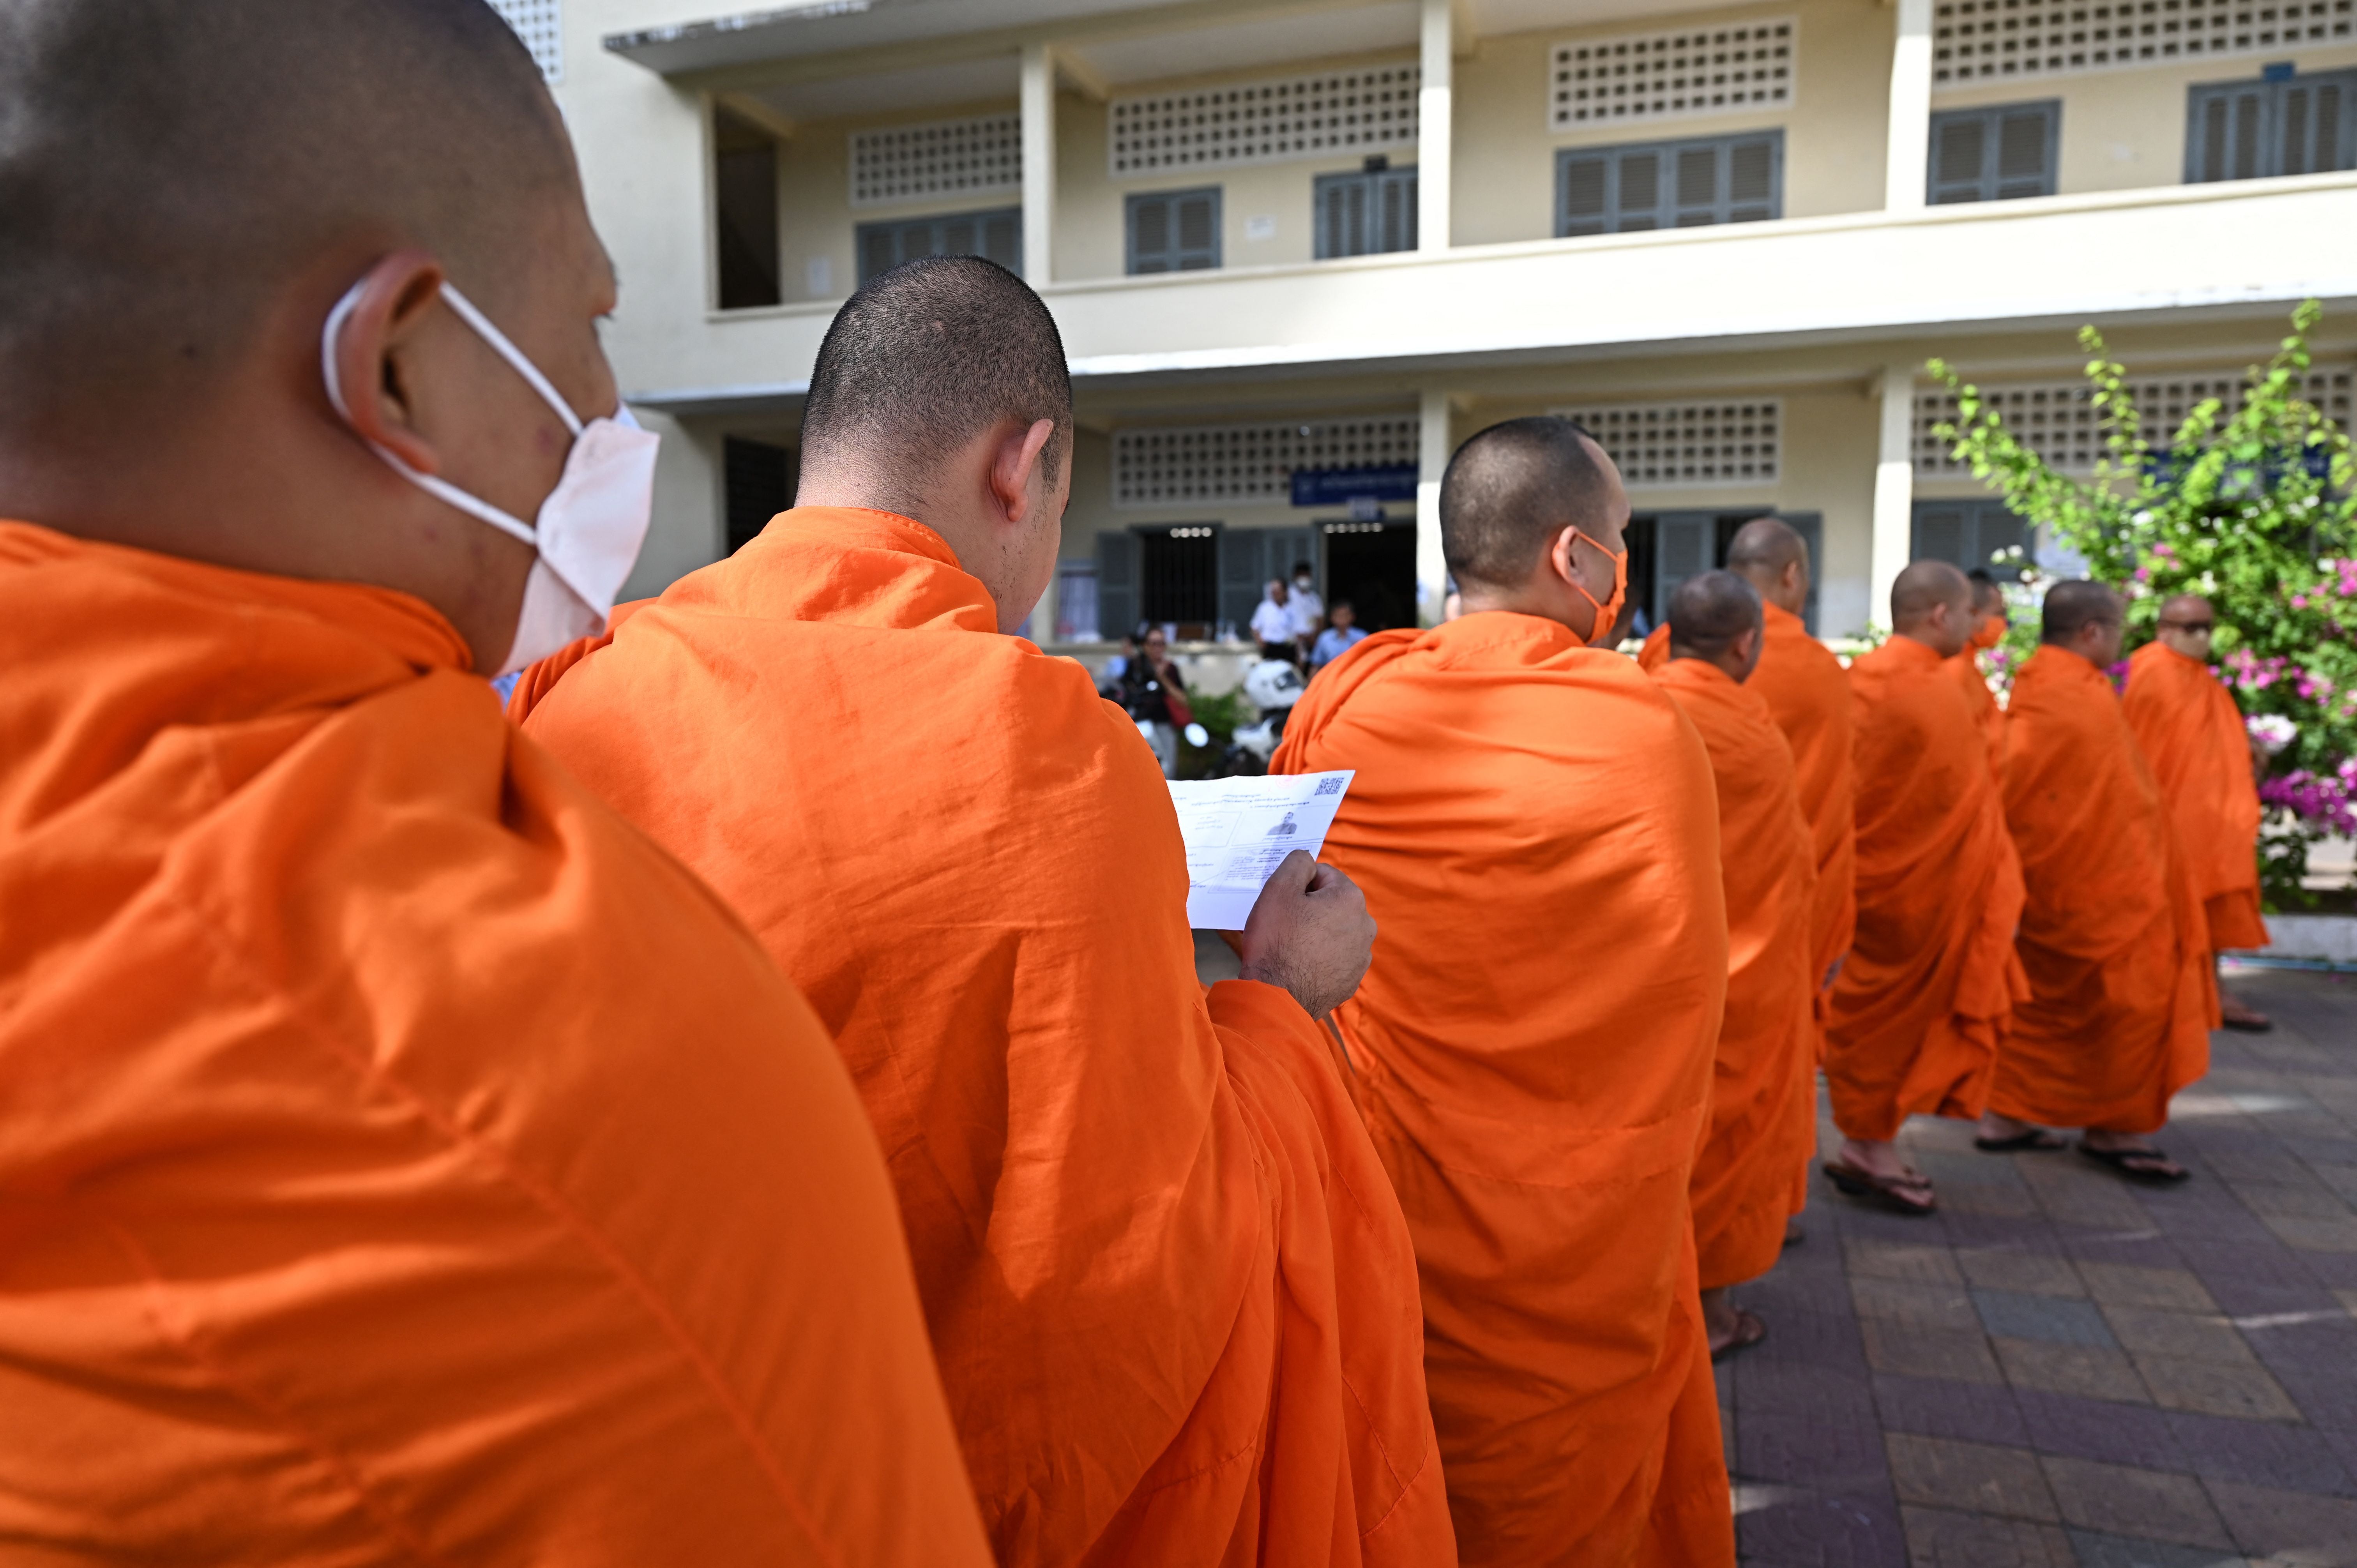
1127, 188, 1223, 274
853, 207, 1021, 285
1912, 500, 2027, 581
1928, 101, 2060, 203
1313, 167, 1419, 259
1556, 131, 1782, 237
2186, 69, 2357, 183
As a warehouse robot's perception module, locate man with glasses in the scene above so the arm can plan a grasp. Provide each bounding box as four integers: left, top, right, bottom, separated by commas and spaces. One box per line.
2124, 595, 2274, 1030
1982, 582, 2216, 1183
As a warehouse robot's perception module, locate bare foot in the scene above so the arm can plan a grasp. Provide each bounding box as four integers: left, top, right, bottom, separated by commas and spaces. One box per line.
1783, 1218, 1805, 1247
2081, 1128, 2189, 1181
2219, 994, 2273, 1031
1701, 1286, 1766, 1360
1975, 1111, 2066, 1152
1825, 1136, 1935, 1213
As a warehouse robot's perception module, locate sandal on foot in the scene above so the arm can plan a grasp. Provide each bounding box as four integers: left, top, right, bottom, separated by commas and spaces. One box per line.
1823, 1159, 1937, 1215
1711, 1308, 1767, 1362
2219, 1012, 2274, 1034
1975, 1128, 2068, 1153
2077, 1141, 2191, 1184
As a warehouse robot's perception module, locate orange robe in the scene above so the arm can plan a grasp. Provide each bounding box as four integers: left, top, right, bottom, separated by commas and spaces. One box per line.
1645, 603, 1854, 1031
1276, 613, 1733, 1568
2124, 641, 2271, 953
1651, 657, 1820, 1291
1947, 647, 2008, 775
0, 522, 988, 1565
514, 508, 1453, 1568
1996, 646, 2217, 1134
1824, 636, 2028, 1141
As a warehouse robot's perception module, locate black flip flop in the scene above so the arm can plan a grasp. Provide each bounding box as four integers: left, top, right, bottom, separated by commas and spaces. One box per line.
2219, 1014, 2275, 1034
2076, 1141, 2191, 1184
1711, 1307, 1768, 1363
1975, 1128, 2068, 1153
1823, 1159, 1937, 1215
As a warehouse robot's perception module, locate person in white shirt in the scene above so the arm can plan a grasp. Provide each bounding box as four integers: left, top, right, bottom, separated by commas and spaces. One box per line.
1284, 563, 1323, 653
1249, 580, 1295, 660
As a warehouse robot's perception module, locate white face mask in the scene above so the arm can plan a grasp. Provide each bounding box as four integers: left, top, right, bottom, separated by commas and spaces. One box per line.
320, 278, 659, 676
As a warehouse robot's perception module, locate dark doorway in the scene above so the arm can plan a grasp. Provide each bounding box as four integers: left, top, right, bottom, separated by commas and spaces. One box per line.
724, 436, 795, 554
1321, 520, 1417, 633
1139, 524, 1219, 633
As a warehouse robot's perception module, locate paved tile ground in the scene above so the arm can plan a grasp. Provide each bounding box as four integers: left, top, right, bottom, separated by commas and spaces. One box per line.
1724, 965, 2357, 1567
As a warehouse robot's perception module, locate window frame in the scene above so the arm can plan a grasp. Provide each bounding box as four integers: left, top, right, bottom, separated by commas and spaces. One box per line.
2185, 68, 2357, 184
1125, 187, 1224, 275
1554, 129, 1785, 238
1312, 166, 1421, 260
852, 206, 1023, 285
1926, 99, 2062, 205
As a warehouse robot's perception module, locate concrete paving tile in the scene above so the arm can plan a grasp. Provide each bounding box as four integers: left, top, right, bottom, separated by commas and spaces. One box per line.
2277, 1365, 2357, 1432
2042, 1456, 2235, 1549
2339, 1288, 2357, 1320
2306, 1252, 2357, 1290
1960, 1248, 2088, 1298
1850, 1275, 1982, 1331
2134, 1354, 2303, 1422
1901, 1503, 2075, 1566
1978, 1290, 2120, 1347
1860, 1318, 2005, 1386
1873, 1372, 2030, 1447
2239, 1316, 2357, 1379
2317, 1165, 2357, 1205
1995, 1338, 2154, 1405
1735, 1485, 1910, 1567
2263, 1215, 2357, 1253
2081, 1263, 2222, 1313
1886, 1432, 2060, 1521
2231, 1182, 2357, 1221
2028, 1172, 2166, 1233
1945, 1181, 2051, 1219
2198, 1144, 2320, 1184
2064, 1529, 2252, 1567
1945, 1209, 2073, 1253
2203, 1480, 2357, 1564
1918, 1148, 2034, 1186
2103, 1306, 2259, 1364
1732, 1362, 1888, 1487
1846, 1237, 1966, 1287
2014, 1389, 2187, 1470
2161, 1411, 2357, 1499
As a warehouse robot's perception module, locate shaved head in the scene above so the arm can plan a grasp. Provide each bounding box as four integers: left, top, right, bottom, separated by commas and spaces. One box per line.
1891, 560, 1972, 658
800, 256, 1072, 517
1966, 567, 2005, 614
1668, 570, 1765, 681
2042, 579, 2122, 643
1725, 515, 1810, 617
2160, 592, 2213, 622
1439, 417, 1620, 590
0, 0, 571, 449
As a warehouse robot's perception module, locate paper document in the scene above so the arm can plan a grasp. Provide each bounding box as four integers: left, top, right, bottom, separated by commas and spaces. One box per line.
1166, 771, 1355, 930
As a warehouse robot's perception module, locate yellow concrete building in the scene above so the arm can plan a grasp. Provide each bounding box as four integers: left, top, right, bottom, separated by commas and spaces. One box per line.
495, 0, 2357, 645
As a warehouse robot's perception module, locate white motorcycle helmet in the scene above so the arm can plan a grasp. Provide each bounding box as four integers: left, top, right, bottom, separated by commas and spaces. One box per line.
1242, 659, 1306, 711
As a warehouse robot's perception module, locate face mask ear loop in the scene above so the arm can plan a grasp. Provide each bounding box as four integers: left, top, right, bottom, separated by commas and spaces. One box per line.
318, 279, 542, 551
437, 282, 587, 437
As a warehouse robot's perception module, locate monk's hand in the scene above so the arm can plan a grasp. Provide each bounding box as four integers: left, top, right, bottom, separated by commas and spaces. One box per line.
1237, 851, 1376, 1019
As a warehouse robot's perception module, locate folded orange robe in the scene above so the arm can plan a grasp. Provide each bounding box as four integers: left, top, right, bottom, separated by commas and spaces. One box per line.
515, 508, 1453, 1568
1276, 613, 1733, 1568
2124, 642, 2271, 952
0, 523, 987, 1565
1824, 636, 2027, 1141
1652, 658, 1820, 1291
1645, 604, 1854, 1030
1947, 648, 2008, 776
1996, 647, 2217, 1134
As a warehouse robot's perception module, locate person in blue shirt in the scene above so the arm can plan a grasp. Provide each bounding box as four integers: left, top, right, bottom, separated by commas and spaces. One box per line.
1308, 600, 1368, 672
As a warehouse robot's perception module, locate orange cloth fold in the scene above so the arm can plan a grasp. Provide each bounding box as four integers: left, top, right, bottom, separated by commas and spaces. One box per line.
515, 507, 1453, 1568
0, 522, 988, 1565
1824, 636, 2028, 1142
1645, 606, 1854, 1034
2124, 642, 2272, 953
1276, 613, 1733, 1568
1651, 657, 1821, 1291
1996, 647, 2217, 1135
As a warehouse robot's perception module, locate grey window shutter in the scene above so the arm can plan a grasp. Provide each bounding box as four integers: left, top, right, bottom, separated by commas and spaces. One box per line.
2188, 71, 2357, 182
1673, 145, 1718, 225
1975, 506, 2027, 574
1930, 115, 1988, 203
855, 208, 1020, 283
1127, 188, 1219, 274
1911, 504, 1969, 570
1269, 529, 1316, 593
1779, 512, 1825, 634
859, 225, 898, 283
1381, 169, 1417, 252
1618, 150, 1660, 230
1129, 195, 1171, 274
1993, 106, 2056, 198
1560, 154, 1609, 236
1726, 136, 1777, 221
1097, 531, 1138, 643
1175, 191, 1221, 268
982, 211, 1023, 273
1653, 513, 1713, 626
1317, 178, 1350, 259
1219, 527, 1267, 632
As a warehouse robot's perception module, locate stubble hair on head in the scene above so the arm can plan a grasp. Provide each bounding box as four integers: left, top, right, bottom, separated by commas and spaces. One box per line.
0, 0, 573, 459
2041, 579, 2120, 644
1667, 570, 1763, 662
798, 256, 1072, 520
1725, 516, 1807, 579
1891, 560, 1971, 632
1437, 416, 1613, 591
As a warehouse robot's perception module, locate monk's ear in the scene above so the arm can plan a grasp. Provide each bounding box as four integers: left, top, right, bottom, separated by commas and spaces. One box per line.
991, 417, 1058, 525
332, 250, 448, 475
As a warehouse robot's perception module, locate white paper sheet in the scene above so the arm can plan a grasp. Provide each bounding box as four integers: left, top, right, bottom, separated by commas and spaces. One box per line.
1166, 770, 1354, 930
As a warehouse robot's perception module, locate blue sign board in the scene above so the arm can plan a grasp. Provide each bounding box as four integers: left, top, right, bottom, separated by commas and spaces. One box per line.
1291, 463, 1419, 508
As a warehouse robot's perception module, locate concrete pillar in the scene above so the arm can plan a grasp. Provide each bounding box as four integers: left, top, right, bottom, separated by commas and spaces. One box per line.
1418, 388, 1452, 623
1418, 0, 1452, 252
1884, 0, 1933, 212
1021, 42, 1057, 287
1869, 362, 1917, 631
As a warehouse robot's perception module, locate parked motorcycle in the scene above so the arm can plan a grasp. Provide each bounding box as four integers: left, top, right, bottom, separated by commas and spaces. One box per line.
1208, 659, 1307, 777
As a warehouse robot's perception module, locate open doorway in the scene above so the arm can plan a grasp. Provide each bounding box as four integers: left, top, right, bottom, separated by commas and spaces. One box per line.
1320, 519, 1417, 633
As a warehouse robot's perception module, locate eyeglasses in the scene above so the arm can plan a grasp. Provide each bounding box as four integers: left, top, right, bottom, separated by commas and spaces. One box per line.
2158, 620, 2215, 634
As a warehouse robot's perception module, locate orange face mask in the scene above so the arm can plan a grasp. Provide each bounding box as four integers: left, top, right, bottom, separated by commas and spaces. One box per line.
1969, 611, 2006, 650
1564, 528, 1629, 648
